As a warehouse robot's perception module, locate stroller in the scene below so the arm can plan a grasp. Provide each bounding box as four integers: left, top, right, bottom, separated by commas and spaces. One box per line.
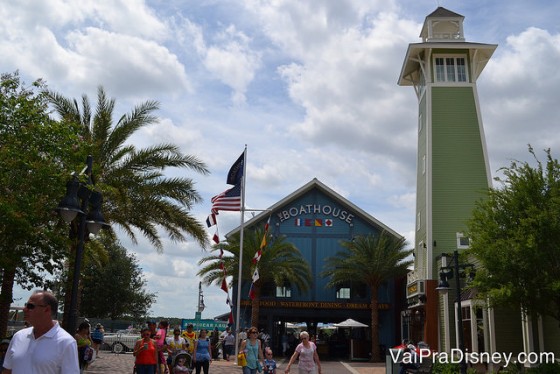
172, 350, 193, 373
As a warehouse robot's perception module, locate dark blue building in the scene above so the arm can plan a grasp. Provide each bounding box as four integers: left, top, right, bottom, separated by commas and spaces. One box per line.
229, 179, 405, 358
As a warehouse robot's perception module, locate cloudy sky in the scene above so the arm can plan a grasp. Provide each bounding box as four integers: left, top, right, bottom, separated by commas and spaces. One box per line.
2, 0, 559, 320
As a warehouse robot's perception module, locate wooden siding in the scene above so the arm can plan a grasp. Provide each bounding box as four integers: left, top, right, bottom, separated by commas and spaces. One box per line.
493, 307, 524, 355
430, 86, 489, 273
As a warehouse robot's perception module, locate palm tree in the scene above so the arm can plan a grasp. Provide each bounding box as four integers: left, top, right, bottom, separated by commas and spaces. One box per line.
198, 226, 312, 326
47, 87, 210, 326
322, 231, 412, 362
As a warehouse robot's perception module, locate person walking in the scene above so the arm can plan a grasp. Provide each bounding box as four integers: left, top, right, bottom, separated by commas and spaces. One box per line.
155, 320, 169, 374
91, 323, 105, 357
75, 321, 93, 373
182, 324, 196, 356
2, 290, 79, 373
223, 329, 236, 361
166, 328, 187, 374
239, 326, 264, 374
134, 327, 158, 374
284, 331, 322, 374
192, 329, 212, 374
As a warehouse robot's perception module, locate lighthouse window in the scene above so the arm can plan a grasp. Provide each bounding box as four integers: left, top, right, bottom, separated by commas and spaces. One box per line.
435, 56, 468, 83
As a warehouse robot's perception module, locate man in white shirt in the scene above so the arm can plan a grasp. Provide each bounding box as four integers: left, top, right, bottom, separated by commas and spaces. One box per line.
2, 290, 79, 374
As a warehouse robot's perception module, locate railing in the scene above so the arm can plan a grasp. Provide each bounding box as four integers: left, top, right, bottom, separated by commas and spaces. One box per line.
407, 268, 427, 285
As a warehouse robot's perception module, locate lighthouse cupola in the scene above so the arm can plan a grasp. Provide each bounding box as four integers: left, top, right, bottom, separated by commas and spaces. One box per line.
420, 7, 465, 42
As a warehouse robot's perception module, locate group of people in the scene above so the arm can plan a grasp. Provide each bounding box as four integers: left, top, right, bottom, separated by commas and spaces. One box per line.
0, 290, 322, 374
134, 321, 214, 374
237, 327, 321, 374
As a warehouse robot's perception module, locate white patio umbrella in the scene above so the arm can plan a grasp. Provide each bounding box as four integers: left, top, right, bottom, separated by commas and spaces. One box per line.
333, 319, 369, 360
333, 318, 368, 328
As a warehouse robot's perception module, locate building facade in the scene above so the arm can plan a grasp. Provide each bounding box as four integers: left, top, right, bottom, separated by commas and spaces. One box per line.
398, 7, 560, 369
228, 178, 405, 359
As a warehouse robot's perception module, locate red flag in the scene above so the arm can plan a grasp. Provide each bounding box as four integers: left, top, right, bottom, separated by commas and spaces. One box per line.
252, 249, 262, 265
221, 278, 228, 293
228, 311, 234, 325
213, 232, 220, 244
249, 283, 256, 300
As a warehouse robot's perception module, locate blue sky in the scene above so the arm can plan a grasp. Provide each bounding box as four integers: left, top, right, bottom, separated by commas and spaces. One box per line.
1, 0, 559, 320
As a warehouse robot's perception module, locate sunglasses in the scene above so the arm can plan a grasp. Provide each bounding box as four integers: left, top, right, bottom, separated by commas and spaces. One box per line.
24, 302, 47, 310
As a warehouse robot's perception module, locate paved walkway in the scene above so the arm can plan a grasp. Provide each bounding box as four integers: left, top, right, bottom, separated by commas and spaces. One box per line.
86, 352, 385, 374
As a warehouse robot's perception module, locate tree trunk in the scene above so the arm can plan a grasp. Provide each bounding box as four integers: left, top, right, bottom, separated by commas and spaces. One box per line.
250, 283, 261, 328
0, 267, 16, 338
370, 285, 381, 362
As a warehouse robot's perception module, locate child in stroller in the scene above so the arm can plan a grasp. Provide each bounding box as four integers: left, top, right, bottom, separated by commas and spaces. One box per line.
173, 351, 192, 373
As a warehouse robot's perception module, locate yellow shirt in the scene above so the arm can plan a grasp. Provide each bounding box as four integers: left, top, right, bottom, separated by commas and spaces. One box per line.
182, 331, 197, 353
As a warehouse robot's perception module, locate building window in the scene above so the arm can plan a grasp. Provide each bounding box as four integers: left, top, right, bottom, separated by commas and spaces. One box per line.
418, 114, 423, 133
422, 155, 426, 175
434, 56, 468, 83
457, 232, 470, 249
276, 286, 292, 298
417, 212, 421, 231
336, 287, 350, 299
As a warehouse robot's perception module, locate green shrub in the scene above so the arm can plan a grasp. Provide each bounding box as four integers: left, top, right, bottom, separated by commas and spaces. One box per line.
526, 362, 560, 374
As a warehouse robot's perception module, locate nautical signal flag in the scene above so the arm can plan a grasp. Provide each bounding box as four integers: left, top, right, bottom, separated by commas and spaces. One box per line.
252, 217, 270, 264
294, 218, 333, 227
206, 213, 217, 227
221, 278, 229, 293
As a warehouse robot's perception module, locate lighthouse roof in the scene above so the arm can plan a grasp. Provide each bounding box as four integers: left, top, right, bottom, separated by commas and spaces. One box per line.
426, 7, 464, 19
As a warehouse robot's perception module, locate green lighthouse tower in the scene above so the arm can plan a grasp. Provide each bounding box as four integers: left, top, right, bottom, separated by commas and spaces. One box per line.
398, 7, 496, 352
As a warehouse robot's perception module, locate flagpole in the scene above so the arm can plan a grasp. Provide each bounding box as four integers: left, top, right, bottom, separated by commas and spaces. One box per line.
234, 145, 247, 362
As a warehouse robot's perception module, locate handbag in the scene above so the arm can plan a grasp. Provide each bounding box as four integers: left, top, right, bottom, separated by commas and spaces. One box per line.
237, 352, 247, 366
83, 346, 94, 362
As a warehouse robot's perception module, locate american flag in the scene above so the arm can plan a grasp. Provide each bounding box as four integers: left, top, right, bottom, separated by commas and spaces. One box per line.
211, 183, 241, 213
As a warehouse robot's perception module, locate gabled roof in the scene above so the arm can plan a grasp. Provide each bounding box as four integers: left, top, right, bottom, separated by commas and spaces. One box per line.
426, 7, 464, 19
227, 178, 402, 239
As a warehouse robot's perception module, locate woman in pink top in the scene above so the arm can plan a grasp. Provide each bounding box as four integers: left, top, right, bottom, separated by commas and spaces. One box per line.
284, 331, 322, 374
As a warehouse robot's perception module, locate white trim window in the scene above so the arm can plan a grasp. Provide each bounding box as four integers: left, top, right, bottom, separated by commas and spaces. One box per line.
276, 286, 292, 298
434, 56, 468, 83
456, 232, 470, 249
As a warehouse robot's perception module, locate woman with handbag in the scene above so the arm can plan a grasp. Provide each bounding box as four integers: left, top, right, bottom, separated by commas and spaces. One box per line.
75, 322, 93, 373
239, 326, 264, 374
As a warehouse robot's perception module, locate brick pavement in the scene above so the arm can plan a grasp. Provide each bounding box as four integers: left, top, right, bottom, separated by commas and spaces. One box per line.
86, 352, 385, 374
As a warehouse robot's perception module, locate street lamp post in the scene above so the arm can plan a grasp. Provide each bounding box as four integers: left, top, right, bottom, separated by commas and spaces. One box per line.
56, 155, 108, 334
435, 250, 474, 374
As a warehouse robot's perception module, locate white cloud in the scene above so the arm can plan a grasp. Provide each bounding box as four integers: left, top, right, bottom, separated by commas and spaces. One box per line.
2, 0, 560, 320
